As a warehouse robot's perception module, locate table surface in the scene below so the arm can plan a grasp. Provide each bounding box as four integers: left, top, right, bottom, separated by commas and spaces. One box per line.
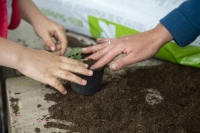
6, 76, 72, 133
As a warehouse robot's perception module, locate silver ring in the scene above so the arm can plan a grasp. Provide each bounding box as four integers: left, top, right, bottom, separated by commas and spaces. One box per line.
108, 40, 111, 45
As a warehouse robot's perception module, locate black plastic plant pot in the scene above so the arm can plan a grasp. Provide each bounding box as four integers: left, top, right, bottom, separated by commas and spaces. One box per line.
70, 67, 105, 96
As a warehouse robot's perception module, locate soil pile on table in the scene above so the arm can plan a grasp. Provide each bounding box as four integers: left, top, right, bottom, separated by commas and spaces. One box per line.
43, 63, 200, 133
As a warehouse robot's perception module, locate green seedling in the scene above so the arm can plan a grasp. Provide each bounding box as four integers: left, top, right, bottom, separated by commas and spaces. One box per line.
67, 47, 83, 62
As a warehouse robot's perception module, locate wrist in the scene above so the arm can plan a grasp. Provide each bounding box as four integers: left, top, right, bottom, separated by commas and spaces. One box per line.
30, 14, 47, 29
0, 38, 28, 70
19, 0, 46, 26
153, 23, 173, 48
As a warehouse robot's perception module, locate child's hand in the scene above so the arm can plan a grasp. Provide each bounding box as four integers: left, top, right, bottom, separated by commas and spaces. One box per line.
0, 37, 93, 94
18, 0, 67, 55
17, 48, 93, 94
33, 17, 67, 55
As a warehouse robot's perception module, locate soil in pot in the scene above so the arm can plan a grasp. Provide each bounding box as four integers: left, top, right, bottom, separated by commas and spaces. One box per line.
43, 62, 200, 133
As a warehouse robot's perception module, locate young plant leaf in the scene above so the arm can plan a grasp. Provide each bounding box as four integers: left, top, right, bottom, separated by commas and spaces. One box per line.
67, 47, 83, 62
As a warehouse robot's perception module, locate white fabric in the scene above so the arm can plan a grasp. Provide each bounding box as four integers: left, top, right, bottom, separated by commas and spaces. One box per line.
6, 0, 13, 26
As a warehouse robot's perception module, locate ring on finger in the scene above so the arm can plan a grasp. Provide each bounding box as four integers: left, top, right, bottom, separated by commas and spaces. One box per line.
108, 40, 111, 45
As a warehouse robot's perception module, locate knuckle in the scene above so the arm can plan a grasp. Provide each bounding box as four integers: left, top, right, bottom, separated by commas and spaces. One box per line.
68, 74, 82, 84
80, 68, 88, 75
97, 50, 104, 56
118, 40, 124, 46
64, 72, 72, 79
75, 77, 83, 84
76, 68, 87, 76
69, 64, 76, 71
56, 24, 62, 28
59, 25, 65, 31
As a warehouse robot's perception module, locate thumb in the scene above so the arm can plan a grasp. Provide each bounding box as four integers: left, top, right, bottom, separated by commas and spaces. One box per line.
42, 34, 56, 52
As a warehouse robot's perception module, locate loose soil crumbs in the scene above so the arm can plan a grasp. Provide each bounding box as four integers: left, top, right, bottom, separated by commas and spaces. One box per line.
43, 63, 200, 133
83, 58, 97, 69
34, 127, 40, 133
37, 104, 42, 108
10, 97, 19, 115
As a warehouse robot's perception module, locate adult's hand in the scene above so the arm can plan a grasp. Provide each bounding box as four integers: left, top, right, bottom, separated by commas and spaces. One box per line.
82, 23, 173, 71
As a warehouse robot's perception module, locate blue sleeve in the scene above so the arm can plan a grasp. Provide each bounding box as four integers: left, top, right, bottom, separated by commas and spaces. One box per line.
160, 0, 200, 47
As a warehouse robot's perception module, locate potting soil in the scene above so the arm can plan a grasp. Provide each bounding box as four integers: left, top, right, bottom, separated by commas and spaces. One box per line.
42, 37, 200, 133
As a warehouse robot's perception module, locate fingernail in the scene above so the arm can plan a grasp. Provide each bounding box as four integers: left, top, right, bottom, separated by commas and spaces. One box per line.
89, 70, 93, 76
110, 63, 118, 70
63, 90, 67, 94
82, 80, 87, 85
97, 38, 102, 41
90, 66, 95, 70
51, 46, 55, 51
84, 64, 89, 68
82, 48, 87, 51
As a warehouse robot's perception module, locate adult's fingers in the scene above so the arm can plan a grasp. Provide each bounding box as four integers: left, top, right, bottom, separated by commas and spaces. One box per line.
109, 54, 137, 71
96, 38, 109, 44
89, 53, 116, 69
84, 43, 111, 61
84, 39, 117, 61
82, 43, 107, 54
89, 45, 122, 69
